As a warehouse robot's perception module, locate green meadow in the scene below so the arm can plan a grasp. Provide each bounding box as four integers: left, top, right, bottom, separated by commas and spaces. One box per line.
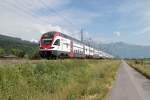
0, 59, 120, 100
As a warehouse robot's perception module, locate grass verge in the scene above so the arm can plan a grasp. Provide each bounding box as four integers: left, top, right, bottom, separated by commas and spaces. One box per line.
0, 59, 120, 100
127, 59, 150, 79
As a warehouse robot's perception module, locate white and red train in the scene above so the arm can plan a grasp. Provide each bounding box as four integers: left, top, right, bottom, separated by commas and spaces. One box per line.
39, 31, 113, 59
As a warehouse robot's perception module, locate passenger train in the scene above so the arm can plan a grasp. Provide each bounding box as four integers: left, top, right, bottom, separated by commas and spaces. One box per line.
39, 31, 113, 59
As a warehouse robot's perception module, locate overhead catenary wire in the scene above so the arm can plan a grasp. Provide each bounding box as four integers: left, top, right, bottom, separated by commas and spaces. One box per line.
0, 0, 53, 24
1, 0, 85, 41
39, 0, 81, 34
1, 0, 81, 32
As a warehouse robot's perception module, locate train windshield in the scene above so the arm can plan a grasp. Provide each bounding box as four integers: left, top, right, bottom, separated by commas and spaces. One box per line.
42, 39, 53, 45
41, 32, 55, 45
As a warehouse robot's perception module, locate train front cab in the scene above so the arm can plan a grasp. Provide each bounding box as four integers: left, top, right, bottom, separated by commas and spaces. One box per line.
39, 32, 60, 59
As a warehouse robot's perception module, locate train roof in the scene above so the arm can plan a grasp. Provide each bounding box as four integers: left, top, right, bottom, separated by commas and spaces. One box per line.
61, 33, 84, 44
44, 31, 84, 44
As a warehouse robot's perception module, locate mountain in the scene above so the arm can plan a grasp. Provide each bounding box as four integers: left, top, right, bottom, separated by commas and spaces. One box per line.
99, 42, 150, 58
0, 34, 38, 55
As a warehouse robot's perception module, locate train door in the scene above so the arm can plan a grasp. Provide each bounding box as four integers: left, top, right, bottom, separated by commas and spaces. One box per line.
69, 40, 74, 58
83, 45, 85, 58
53, 39, 60, 50
71, 41, 73, 53
61, 38, 64, 51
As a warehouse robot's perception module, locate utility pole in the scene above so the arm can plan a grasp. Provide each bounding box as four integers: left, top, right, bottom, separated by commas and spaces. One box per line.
81, 28, 85, 57
81, 28, 83, 42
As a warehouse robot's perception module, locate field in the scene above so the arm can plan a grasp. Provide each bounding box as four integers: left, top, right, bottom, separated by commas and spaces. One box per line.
127, 59, 150, 79
0, 59, 120, 100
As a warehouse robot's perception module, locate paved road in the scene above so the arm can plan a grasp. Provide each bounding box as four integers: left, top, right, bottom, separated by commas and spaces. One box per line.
109, 60, 150, 100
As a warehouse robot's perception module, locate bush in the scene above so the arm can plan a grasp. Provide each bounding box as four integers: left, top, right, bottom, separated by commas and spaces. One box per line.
11, 48, 25, 58
29, 50, 41, 60
0, 48, 5, 57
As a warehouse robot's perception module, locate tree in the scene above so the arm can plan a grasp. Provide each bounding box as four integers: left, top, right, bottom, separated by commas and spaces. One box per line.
29, 49, 41, 60
0, 48, 5, 57
11, 48, 25, 58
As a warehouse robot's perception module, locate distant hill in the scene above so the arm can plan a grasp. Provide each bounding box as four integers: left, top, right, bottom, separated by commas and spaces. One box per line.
0, 34, 38, 55
99, 42, 150, 58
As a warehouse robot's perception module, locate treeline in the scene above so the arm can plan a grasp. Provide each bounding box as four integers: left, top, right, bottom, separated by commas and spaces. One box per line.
0, 34, 40, 59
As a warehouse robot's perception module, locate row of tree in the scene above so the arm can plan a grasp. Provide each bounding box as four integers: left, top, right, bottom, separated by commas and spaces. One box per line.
0, 48, 41, 59
0, 48, 25, 57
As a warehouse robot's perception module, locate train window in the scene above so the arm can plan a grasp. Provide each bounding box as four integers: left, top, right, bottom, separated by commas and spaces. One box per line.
54, 39, 60, 46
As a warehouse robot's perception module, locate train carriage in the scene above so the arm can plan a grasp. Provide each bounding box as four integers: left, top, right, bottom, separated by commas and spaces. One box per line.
39, 31, 113, 59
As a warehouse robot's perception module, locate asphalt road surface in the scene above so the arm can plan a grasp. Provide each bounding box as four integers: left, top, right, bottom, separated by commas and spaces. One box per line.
109, 60, 150, 100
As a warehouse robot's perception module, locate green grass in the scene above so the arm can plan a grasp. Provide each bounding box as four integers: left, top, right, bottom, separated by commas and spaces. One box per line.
127, 59, 150, 78
0, 59, 120, 100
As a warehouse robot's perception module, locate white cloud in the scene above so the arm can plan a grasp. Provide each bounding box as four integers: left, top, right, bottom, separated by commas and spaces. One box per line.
113, 32, 121, 37
30, 38, 38, 43
0, 0, 99, 41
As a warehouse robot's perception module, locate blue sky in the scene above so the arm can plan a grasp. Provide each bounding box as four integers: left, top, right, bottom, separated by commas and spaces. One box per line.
0, 0, 150, 45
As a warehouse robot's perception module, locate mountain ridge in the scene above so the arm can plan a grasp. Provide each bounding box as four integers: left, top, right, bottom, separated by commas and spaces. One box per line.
98, 42, 150, 58
0, 34, 38, 55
